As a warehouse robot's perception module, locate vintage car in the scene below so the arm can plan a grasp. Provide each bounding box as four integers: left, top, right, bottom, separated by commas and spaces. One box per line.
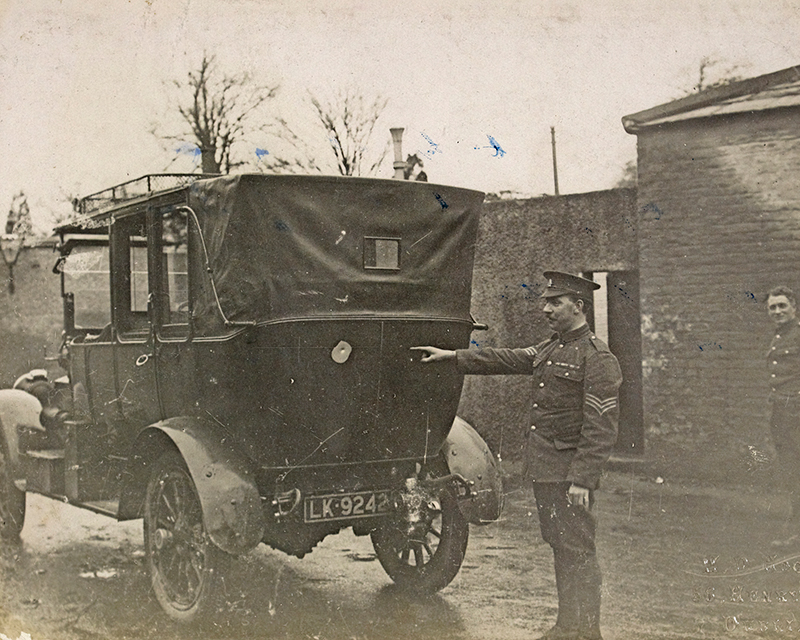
0, 173, 502, 621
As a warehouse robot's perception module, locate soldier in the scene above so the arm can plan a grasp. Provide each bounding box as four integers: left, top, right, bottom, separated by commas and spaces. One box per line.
766, 286, 800, 547
413, 271, 622, 640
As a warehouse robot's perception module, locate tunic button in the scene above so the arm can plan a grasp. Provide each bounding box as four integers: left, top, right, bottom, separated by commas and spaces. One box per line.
531, 425, 536, 431
564, 372, 569, 377
559, 344, 564, 348
772, 374, 777, 378
533, 403, 539, 408
774, 361, 778, 365
539, 382, 545, 387
547, 360, 552, 365
777, 335, 781, 339
772, 346, 777, 351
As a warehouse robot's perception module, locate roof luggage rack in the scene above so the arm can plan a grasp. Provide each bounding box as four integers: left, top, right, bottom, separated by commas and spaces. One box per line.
77, 173, 219, 217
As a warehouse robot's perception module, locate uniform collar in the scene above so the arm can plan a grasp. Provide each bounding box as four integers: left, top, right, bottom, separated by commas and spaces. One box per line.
775, 320, 800, 335
556, 323, 592, 343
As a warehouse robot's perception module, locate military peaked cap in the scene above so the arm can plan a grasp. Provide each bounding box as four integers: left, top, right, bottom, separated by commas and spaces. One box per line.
541, 271, 600, 299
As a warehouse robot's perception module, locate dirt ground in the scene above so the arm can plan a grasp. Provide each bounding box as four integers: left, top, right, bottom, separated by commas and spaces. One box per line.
1, 468, 799, 640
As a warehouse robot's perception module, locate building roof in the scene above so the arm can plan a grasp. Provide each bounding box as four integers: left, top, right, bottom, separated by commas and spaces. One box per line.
622, 65, 800, 133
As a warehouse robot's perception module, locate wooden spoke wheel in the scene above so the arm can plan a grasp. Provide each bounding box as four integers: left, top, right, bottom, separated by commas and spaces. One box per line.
371, 459, 469, 593
144, 450, 229, 622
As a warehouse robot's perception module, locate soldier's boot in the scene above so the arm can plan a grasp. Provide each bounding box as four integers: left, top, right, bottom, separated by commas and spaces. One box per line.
537, 626, 579, 640
537, 550, 580, 640
575, 554, 603, 640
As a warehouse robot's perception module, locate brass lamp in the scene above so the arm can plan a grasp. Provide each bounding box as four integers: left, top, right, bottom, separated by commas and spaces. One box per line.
1, 233, 24, 294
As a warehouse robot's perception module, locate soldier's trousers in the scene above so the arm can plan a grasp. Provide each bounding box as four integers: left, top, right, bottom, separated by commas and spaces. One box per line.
770, 402, 800, 521
534, 481, 602, 632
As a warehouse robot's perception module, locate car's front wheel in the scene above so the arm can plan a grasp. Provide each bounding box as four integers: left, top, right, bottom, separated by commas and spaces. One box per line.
144, 449, 230, 622
0, 443, 25, 540
371, 458, 469, 593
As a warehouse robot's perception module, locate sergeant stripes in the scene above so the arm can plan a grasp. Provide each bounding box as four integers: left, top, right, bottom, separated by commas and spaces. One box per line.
585, 393, 617, 415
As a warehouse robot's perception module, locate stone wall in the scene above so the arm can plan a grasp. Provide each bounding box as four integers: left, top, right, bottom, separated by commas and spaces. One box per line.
0, 243, 64, 386
457, 188, 638, 462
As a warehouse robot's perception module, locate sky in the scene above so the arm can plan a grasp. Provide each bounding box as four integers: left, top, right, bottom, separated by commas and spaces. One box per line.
1, 0, 799, 232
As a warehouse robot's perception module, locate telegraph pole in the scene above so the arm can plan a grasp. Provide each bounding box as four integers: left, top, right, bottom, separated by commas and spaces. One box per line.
550, 126, 560, 196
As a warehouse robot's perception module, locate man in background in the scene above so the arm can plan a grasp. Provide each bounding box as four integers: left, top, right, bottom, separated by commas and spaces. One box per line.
766, 286, 800, 547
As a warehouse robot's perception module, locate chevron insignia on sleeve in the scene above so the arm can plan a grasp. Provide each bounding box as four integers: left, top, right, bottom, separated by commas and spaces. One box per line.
522, 346, 537, 356
585, 393, 618, 415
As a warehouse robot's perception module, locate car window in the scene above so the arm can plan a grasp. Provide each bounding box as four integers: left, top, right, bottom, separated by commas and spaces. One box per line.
160, 209, 189, 327
114, 213, 149, 336
62, 244, 111, 329
130, 244, 148, 313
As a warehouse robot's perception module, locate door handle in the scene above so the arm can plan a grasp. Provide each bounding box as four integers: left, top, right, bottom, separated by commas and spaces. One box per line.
135, 353, 152, 367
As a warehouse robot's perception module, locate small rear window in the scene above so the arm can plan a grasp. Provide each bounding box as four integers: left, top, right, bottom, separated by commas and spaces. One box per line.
363, 237, 400, 270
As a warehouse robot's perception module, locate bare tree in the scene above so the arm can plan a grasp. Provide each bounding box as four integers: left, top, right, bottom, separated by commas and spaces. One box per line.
5, 192, 31, 236
404, 154, 428, 181
687, 56, 748, 94
267, 90, 390, 177
2, 192, 32, 294
614, 159, 637, 188
158, 54, 279, 174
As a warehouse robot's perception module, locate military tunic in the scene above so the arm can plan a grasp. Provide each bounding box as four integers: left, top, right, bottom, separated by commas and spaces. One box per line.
767, 320, 800, 522
455, 323, 622, 489
768, 320, 800, 399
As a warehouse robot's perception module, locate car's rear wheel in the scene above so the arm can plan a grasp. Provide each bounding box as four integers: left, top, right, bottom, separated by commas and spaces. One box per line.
0, 443, 25, 540
371, 458, 469, 593
144, 449, 229, 622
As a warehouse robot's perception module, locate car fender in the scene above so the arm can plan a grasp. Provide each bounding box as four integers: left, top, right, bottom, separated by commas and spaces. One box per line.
118, 416, 265, 556
0, 389, 44, 476
442, 416, 504, 524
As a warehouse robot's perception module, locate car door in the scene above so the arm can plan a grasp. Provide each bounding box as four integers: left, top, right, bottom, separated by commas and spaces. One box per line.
112, 210, 162, 432
59, 238, 123, 502
152, 207, 197, 418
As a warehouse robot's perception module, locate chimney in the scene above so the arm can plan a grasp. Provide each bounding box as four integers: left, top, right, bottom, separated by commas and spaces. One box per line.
390, 128, 407, 179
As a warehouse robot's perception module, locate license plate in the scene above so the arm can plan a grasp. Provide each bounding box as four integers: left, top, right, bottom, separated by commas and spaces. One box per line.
304, 490, 392, 523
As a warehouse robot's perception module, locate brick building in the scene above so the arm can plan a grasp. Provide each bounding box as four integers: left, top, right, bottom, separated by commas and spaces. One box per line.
622, 65, 800, 479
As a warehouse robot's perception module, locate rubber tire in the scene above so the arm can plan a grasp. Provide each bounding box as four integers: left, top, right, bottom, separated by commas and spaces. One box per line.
144, 449, 230, 622
371, 458, 469, 593
0, 443, 25, 540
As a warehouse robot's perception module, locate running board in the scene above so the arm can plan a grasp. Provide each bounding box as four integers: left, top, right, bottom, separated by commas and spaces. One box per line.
79, 499, 120, 517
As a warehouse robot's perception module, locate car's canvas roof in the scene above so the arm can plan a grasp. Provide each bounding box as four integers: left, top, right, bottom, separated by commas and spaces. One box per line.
187, 174, 483, 324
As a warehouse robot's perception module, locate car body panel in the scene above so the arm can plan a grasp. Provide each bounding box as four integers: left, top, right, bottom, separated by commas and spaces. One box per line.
119, 417, 265, 555
443, 416, 504, 524
0, 389, 44, 474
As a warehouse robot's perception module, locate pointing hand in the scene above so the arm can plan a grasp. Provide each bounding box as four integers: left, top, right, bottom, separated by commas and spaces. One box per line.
410, 346, 456, 363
